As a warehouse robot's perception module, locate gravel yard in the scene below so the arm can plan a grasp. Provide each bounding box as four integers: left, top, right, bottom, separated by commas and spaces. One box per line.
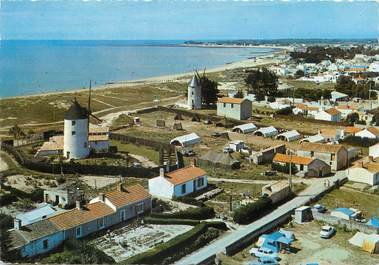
91, 223, 193, 262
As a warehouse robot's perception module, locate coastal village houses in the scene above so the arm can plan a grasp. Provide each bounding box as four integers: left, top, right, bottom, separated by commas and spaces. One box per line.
314, 108, 342, 122
348, 157, 379, 186
148, 166, 208, 199
296, 142, 348, 171
273, 153, 331, 177
8, 184, 151, 258
216, 97, 252, 120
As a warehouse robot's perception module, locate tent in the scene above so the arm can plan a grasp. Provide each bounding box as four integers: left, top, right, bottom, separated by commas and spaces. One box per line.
349, 232, 379, 254
254, 126, 278, 137
366, 217, 379, 229
232, 123, 257, 134
199, 150, 240, 169
170, 133, 200, 147
276, 130, 301, 142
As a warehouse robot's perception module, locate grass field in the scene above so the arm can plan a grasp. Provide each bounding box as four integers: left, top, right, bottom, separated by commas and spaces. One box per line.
318, 188, 379, 218
110, 140, 160, 164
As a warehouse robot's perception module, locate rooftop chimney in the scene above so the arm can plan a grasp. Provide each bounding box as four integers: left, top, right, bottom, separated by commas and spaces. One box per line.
100, 193, 105, 202
117, 183, 124, 192
76, 200, 83, 210
159, 167, 165, 177
14, 218, 21, 230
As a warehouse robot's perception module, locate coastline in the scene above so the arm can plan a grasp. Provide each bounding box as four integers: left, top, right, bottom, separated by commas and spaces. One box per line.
1, 48, 286, 101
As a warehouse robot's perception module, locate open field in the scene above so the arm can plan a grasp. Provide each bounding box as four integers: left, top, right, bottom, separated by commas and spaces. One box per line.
0, 82, 185, 133
284, 79, 336, 91
219, 221, 379, 265
317, 187, 379, 218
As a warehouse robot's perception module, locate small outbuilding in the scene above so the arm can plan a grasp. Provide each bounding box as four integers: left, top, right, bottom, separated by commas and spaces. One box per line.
199, 150, 240, 169
330, 207, 360, 221
170, 133, 201, 147
276, 130, 301, 142
232, 123, 257, 134
262, 180, 291, 204
349, 232, 379, 254
294, 206, 313, 224
254, 126, 278, 137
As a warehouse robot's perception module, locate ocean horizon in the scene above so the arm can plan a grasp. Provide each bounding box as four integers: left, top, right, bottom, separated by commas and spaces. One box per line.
0, 40, 276, 98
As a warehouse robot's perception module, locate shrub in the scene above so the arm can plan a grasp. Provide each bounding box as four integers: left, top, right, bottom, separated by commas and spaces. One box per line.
0, 193, 17, 206
233, 196, 273, 224
56, 175, 66, 184
272, 162, 298, 174
0, 213, 13, 230
174, 196, 204, 207
150, 206, 215, 220
341, 135, 378, 147
144, 217, 200, 226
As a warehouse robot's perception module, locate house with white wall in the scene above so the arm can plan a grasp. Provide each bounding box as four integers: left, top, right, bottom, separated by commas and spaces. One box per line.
355, 127, 379, 140
148, 166, 208, 199
217, 97, 252, 120
369, 143, 379, 159
314, 108, 341, 122
348, 158, 379, 186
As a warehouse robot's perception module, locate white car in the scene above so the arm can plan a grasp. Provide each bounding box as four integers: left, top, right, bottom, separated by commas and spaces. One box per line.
320, 225, 336, 239
249, 247, 279, 260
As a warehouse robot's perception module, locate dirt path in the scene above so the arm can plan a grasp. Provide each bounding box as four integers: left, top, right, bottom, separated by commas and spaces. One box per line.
0, 153, 9, 171
128, 154, 158, 168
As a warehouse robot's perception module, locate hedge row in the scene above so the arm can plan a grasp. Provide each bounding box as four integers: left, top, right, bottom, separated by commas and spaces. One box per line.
0, 186, 44, 206
341, 135, 378, 147
233, 196, 273, 224
0, 143, 157, 177
144, 217, 228, 231
174, 196, 205, 207
150, 206, 215, 220
124, 223, 208, 264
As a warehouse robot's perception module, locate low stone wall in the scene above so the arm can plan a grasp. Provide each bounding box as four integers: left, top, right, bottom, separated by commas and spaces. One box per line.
312, 210, 379, 234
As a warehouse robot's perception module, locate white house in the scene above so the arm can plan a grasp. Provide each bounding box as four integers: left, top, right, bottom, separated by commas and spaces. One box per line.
276, 130, 301, 142
314, 108, 341, 122
369, 143, 379, 159
148, 166, 208, 199
216, 97, 252, 120
170, 133, 201, 147
254, 126, 278, 137
232, 123, 257, 134
348, 158, 379, 186
331, 91, 349, 102
355, 127, 379, 140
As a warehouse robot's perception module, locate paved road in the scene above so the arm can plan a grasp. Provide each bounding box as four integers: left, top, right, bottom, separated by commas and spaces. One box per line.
175, 172, 346, 265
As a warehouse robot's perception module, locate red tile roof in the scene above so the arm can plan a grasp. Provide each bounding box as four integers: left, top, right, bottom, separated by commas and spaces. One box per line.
218, 97, 245, 104
165, 166, 207, 185
105, 184, 151, 208
325, 108, 341, 116
273, 153, 314, 165
49, 201, 114, 230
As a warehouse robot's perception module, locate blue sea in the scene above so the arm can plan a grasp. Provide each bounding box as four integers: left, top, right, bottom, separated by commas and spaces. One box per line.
0, 40, 275, 98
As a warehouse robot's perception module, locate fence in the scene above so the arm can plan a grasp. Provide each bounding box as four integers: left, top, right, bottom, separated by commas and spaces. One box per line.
110, 133, 173, 151
0, 143, 158, 178
312, 210, 379, 234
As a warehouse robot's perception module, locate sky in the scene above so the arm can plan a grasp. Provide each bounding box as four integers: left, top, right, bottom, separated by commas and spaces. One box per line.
1, 1, 378, 40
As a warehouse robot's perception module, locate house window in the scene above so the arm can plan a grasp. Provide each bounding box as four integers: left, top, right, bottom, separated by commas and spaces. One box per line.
72, 121, 76, 126
197, 177, 204, 188
136, 202, 144, 214
223, 103, 226, 108
76, 226, 82, 238
43, 239, 48, 249
98, 217, 105, 229
231, 104, 234, 109
181, 184, 186, 194
72, 131, 76, 136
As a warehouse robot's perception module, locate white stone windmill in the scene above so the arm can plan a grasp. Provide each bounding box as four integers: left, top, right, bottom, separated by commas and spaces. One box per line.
187, 73, 202, 110
63, 81, 101, 159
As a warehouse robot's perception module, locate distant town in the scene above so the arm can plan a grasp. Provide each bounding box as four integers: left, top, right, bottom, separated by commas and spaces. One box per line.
1, 40, 379, 265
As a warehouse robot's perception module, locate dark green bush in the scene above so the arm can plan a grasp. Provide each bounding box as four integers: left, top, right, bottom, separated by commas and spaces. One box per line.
151, 206, 215, 220
144, 217, 200, 226
233, 196, 273, 224
272, 162, 298, 174
174, 196, 205, 207
341, 135, 378, 147
0, 193, 17, 206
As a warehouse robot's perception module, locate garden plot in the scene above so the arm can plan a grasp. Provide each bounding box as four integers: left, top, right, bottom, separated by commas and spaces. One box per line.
91, 224, 192, 262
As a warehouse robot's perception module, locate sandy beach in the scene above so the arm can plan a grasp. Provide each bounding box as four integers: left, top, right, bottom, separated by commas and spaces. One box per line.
1, 48, 286, 101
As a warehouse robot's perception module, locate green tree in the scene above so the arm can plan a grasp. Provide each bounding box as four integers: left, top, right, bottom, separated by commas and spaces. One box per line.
8, 124, 25, 139
294, 69, 304, 79
233, 90, 244, 98
196, 71, 219, 107
346, 112, 359, 125
244, 68, 278, 101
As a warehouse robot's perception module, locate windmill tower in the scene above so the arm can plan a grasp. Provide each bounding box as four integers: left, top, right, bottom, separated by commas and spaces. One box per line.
187, 73, 202, 110
63, 81, 101, 159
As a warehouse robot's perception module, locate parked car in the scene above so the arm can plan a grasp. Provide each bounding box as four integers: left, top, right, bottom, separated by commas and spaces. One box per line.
354, 217, 367, 223
249, 247, 279, 260
313, 204, 327, 213
249, 257, 279, 265
320, 225, 336, 239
